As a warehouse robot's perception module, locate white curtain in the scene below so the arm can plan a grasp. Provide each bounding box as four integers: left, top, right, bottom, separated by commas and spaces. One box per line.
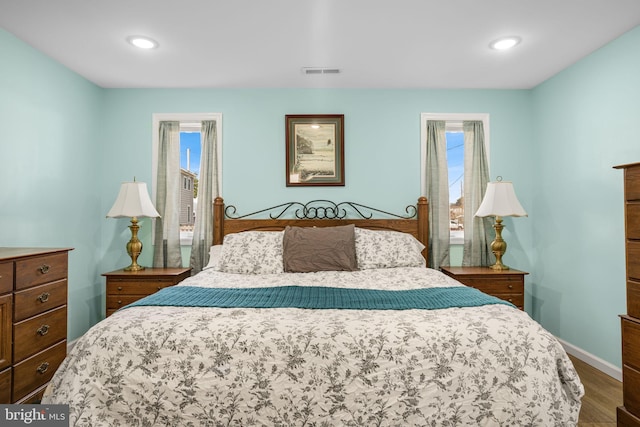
425, 120, 450, 269
461, 121, 493, 266
153, 121, 183, 268
189, 120, 219, 273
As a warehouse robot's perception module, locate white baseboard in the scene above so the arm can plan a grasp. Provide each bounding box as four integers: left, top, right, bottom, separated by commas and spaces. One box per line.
557, 337, 622, 382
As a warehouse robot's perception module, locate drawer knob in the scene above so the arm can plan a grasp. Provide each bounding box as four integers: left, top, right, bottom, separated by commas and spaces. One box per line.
117, 286, 123, 291
37, 324, 50, 336
117, 300, 122, 305
37, 292, 50, 303
36, 362, 50, 374
508, 298, 513, 302
157, 286, 162, 290
39, 264, 51, 274
508, 285, 513, 289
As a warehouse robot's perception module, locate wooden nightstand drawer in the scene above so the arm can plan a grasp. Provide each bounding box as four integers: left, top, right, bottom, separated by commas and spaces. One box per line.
440, 266, 528, 310
454, 277, 523, 293
14, 279, 67, 322
103, 267, 191, 317
0, 262, 13, 295
107, 295, 148, 310
12, 340, 66, 403
487, 293, 523, 307
13, 306, 67, 362
107, 279, 176, 295
15, 252, 68, 291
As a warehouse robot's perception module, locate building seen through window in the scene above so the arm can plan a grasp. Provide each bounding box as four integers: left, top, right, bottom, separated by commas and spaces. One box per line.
180, 131, 200, 244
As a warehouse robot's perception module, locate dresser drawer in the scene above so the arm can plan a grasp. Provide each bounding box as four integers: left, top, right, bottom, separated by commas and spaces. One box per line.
0, 368, 11, 404
107, 279, 176, 295
624, 364, 640, 418
628, 242, 640, 281
0, 293, 11, 370
625, 165, 640, 201
12, 340, 66, 402
13, 306, 67, 363
618, 406, 640, 427
628, 204, 640, 239
15, 252, 68, 291
16, 383, 48, 404
14, 279, 67, 322
0, 262, 12, 295
630, 280, 640, 319
623, 317, 640, 371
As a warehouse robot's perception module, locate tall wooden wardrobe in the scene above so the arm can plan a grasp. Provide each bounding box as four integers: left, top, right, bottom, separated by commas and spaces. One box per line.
615, 162, 640, 426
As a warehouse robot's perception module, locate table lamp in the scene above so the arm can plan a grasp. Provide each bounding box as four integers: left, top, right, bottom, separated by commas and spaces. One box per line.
107, 180, 160, 271
475, 178, 527, 270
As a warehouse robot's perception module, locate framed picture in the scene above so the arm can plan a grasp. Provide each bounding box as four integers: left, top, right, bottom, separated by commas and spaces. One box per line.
286, 114, 345, 186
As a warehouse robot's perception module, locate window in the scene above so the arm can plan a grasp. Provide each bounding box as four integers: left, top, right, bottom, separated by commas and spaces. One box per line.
179, 131, 199, 242
420, 113, 490, 247
152, 113, 222, 246
446, 128, 464, 244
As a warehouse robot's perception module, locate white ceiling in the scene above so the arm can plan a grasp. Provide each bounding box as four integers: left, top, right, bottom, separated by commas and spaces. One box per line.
1, 0, 639, 89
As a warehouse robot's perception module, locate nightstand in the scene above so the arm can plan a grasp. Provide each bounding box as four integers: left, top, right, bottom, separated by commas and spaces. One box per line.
440, 266, 528, 310
103, 267, 191, 317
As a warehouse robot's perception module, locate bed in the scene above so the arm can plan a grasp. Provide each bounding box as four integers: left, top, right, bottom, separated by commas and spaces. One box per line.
43, 197, 584, 426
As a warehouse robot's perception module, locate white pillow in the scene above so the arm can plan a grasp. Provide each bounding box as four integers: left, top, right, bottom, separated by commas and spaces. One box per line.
218, 231, 284, 274
203, 245, 223, 271
354, 227, 426, 270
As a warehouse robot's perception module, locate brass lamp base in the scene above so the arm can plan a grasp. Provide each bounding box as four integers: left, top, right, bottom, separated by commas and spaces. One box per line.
489, 216, 510, 271
124, 216, 145, 271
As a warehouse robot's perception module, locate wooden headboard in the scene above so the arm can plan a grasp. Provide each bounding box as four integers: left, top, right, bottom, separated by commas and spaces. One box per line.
213, 197, 429, 261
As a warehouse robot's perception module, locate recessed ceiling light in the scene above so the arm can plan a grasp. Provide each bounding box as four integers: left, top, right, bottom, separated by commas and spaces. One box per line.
489, 36, 521, 51
126, 35, 158, 49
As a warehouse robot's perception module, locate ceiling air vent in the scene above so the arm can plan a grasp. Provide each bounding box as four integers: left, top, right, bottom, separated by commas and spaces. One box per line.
302, 67, 341, 75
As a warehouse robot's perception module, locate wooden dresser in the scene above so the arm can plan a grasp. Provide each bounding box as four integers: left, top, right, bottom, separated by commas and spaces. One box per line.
0, 247, 71, 403
103, 267, 191, 317
440, 266, 528, 310
615, 162, 640, 426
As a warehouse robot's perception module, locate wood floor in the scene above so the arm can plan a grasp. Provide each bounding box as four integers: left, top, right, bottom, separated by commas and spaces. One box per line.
571, 355, 623, 427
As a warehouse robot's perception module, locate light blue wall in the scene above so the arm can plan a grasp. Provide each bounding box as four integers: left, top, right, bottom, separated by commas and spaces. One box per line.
531, 26, 640, 366
0, 29, 105, 340
99, 88, 534, 277
7, 20, 636, 371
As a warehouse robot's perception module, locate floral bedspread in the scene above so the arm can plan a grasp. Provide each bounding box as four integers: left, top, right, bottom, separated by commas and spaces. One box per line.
43, 268, 583, 426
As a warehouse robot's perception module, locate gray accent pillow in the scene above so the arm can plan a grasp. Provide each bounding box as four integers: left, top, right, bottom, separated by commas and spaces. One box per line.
283, 224, 358, 273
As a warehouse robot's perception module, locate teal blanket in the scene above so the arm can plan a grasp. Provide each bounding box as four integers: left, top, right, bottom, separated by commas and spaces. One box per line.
124, 285, 513, 311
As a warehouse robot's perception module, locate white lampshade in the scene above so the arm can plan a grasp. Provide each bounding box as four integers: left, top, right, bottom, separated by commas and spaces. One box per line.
475, 181, 527, 218
106, 181, 160, 218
